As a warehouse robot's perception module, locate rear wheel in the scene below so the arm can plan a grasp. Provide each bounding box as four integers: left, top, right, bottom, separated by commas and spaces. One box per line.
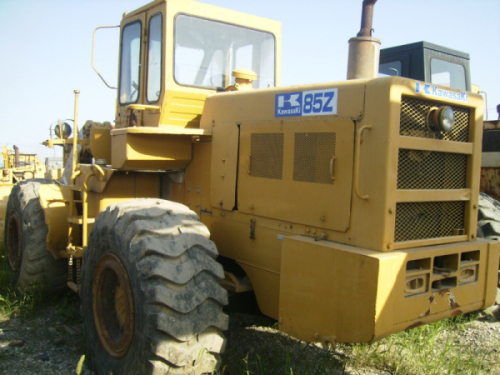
477, 192, 500, 241
80, 198, 228, 374
477, 193, 500, 300
4, 179, 67, 293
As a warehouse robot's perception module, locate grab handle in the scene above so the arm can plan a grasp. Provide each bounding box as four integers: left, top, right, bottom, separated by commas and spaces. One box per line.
354, 125, 372, 200
246, 154, 252, 174
329, 156, 336, 181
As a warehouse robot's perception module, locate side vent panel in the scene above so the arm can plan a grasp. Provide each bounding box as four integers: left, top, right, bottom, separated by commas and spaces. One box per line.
397, 150, 467, 190
250, 133, 284, 180
293, 132, 336, 184
238, 119, 355, 231
395, 201, 466, 242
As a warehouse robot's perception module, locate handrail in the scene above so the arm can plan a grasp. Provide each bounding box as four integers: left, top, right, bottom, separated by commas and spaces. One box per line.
70, 91, 80, 182
92, 26, 119, 89
354, 125, 372, 200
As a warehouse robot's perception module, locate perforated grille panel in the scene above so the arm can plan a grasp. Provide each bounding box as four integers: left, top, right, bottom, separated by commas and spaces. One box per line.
400, 97, 470, 142
397, 150, 467, 189
250, 133, 284, 179
395, 201, 465, 242
293, 132, 336, 184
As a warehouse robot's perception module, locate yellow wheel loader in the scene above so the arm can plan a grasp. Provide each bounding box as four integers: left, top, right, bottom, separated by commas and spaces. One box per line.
4, 0, 499, 373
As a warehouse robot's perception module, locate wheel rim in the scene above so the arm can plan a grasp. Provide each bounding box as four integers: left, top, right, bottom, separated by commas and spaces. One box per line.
7, 211, 22, 271
92, 253, 134, 358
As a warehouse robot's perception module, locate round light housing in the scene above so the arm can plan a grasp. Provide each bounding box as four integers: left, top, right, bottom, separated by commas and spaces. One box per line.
428, 106, 454, 133
54, 122, 72, 139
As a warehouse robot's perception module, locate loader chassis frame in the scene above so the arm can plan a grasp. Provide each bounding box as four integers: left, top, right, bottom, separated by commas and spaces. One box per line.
34, 0, 497, 347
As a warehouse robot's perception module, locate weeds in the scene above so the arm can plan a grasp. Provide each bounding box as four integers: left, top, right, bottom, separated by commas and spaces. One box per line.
0, 286, 46, 320
337, 315, 495, 375
0, 255, 42, 319
0, 255, 80, 322
215, 311, 498, 375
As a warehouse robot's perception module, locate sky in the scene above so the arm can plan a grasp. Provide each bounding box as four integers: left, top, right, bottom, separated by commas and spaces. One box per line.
0, 0, 499, 163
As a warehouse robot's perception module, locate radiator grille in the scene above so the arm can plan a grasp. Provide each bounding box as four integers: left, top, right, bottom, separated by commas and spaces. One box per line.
293, 132, 336, 184
397, 150, 467, 189
250, 133, 284, 179
400, 97, 470, 142
395, 201, 465, 242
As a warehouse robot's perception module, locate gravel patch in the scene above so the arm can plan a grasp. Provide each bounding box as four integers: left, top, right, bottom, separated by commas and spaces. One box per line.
0, 304, 92, 374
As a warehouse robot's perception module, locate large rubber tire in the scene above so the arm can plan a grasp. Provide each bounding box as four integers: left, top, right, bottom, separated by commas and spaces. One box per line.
477, 192, 500, 295
4, 179, 68, 293
477, 192, 500, 241
80, 198, 228, 375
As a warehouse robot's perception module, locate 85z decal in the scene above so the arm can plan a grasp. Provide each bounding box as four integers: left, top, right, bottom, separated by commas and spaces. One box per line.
275, 88, 338, 117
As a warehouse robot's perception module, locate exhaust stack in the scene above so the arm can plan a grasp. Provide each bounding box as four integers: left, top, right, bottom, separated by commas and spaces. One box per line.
14, 146, 20, 168
347, 0, 381, 80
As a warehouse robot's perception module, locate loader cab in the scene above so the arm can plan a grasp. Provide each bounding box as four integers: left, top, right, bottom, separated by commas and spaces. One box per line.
115, 0, 281, 129
379, 41, 471, 92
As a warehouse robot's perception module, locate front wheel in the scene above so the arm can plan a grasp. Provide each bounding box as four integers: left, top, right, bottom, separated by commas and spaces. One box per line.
80, 198, 228, 374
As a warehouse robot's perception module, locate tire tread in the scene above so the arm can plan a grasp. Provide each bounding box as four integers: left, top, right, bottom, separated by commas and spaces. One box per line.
81, 198, 227, 375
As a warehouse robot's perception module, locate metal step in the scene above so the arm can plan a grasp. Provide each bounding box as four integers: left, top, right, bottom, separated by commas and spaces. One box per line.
67, 216, 95, 224
66, 245, 84, 257
67, 281, 79, 293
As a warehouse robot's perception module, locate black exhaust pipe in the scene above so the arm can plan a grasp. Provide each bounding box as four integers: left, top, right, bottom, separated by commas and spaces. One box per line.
357, 0, 377, 37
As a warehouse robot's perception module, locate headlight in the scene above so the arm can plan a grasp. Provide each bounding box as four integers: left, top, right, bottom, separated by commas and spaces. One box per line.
54, 122, 72, 139
427, 106, 454, 133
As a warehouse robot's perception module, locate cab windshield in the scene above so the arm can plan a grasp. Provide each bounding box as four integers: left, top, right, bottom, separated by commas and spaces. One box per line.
174, 15, 276, 90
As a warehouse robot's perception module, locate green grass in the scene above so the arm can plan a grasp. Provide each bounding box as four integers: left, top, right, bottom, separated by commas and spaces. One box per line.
0, 255, 43, 319
342, 314, 492, 375
216, 311, 498, 375
0, 255, 80, 322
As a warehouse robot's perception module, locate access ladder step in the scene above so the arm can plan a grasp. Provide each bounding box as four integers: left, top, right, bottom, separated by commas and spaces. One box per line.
66, 245, 85, 257
67, 281, 79, 293
67, 216, 95, 224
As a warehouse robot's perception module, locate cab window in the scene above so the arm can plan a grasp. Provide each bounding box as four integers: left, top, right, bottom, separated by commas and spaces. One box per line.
431, 59, 466, 91
174, 15, 275, 90
147, 14, 162, 103
119, 21, 142, 104
379, 61, 402, 77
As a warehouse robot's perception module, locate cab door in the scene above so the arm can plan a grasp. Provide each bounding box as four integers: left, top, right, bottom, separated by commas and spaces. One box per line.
116, 6, 164, 128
